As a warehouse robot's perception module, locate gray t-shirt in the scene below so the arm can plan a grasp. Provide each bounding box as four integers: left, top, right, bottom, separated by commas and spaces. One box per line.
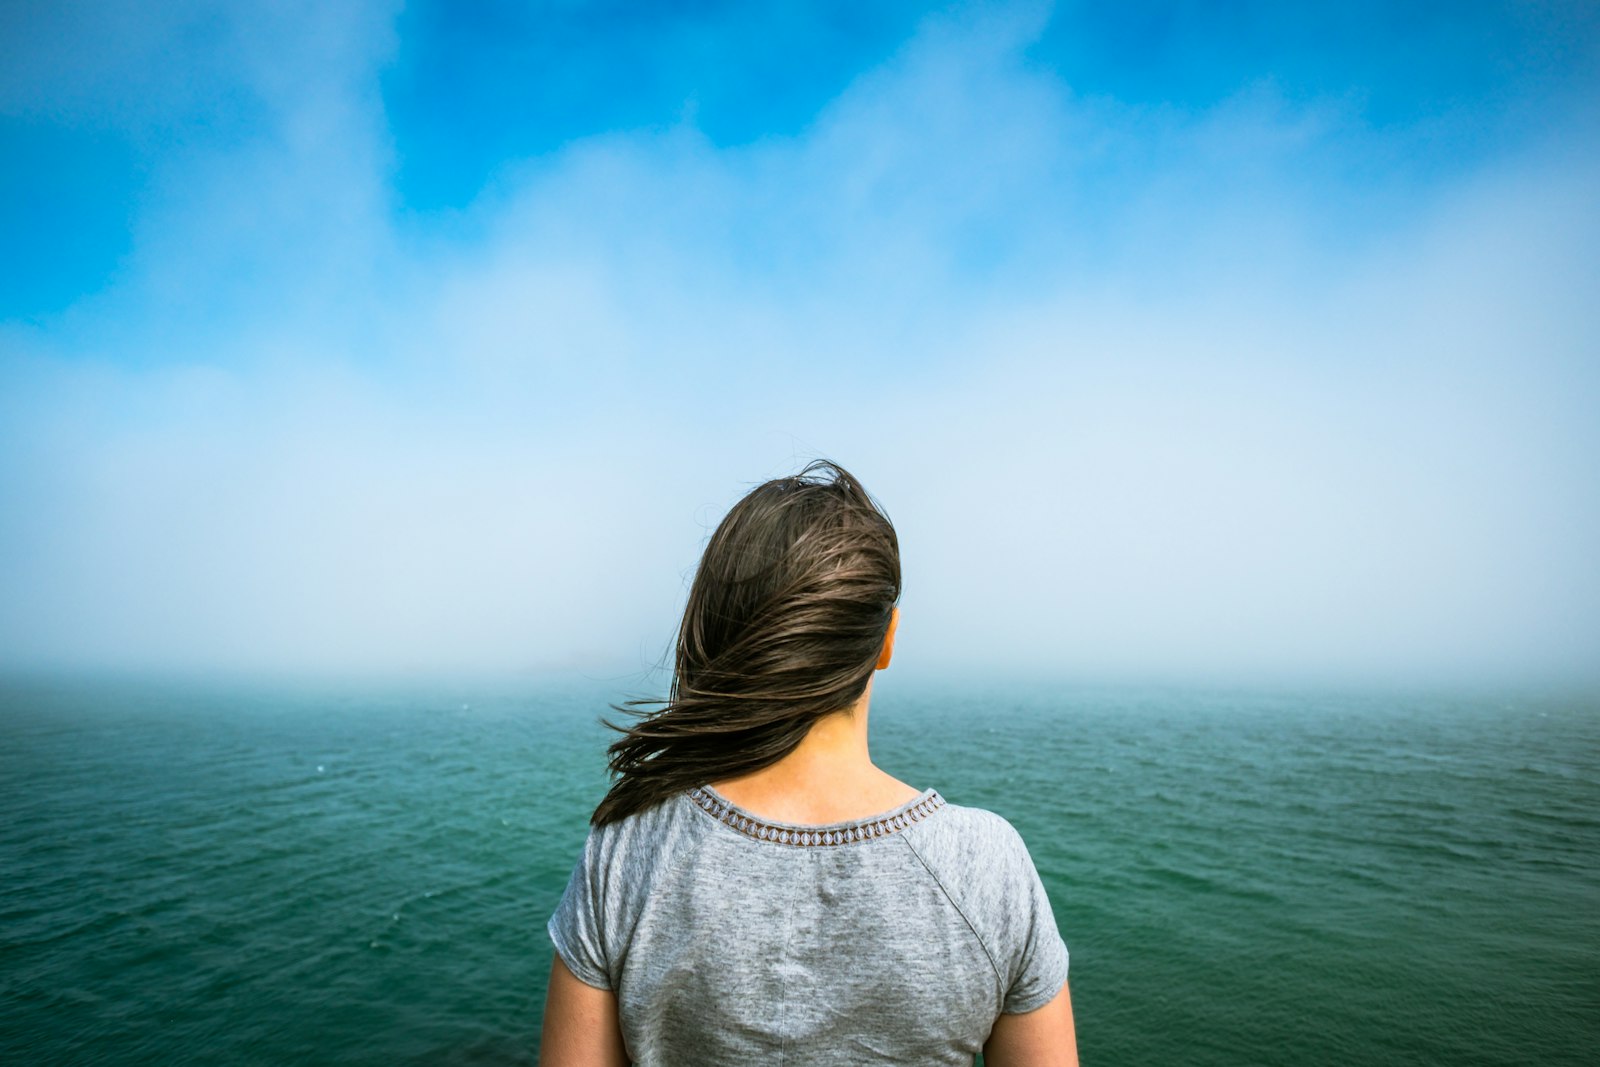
547, 785, 1069, 1065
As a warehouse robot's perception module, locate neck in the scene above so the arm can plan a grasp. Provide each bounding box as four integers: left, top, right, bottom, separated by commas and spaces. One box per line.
709, 677, 921, 823
762, 682, 876, 781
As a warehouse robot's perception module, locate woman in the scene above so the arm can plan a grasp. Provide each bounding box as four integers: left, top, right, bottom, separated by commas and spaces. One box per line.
541, 461, 1077, 1065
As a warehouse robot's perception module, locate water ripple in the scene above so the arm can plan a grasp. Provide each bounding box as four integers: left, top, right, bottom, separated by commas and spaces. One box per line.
3, 678, 1597, 1065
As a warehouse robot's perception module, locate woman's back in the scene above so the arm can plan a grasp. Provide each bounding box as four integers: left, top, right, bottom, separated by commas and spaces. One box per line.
549, 784, 1068, 1064
539, 461, 1076, 1063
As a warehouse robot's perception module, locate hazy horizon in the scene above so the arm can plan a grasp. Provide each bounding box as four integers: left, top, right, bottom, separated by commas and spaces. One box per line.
3, 2, 1597, 688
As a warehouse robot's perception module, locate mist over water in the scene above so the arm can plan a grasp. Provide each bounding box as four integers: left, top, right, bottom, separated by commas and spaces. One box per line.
3, 676, 1595, 1065
3, 4, 1598, 690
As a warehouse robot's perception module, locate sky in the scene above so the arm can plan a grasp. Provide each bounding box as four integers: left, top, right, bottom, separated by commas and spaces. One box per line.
1, 0, 1597, 688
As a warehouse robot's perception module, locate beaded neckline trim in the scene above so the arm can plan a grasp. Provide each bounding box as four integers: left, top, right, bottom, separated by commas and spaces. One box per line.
687, 786, 945, 847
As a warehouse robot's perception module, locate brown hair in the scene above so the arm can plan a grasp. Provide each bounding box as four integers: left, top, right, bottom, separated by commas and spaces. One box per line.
592, 460, 901, 826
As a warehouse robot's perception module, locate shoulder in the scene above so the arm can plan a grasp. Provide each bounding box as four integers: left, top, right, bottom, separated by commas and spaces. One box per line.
578, 793, 715, 903
902, 798, 1056, 945
553, 793, 716, 983
587, 792, 701, 854
904, 797, 1070, 1011
905, 797, 1038, 877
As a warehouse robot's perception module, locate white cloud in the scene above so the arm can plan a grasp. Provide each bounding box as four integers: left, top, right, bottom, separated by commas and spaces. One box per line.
2, 4, 1596, 686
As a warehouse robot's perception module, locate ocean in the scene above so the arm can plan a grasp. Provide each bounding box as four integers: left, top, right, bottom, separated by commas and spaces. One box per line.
2, 677, 1596, 1065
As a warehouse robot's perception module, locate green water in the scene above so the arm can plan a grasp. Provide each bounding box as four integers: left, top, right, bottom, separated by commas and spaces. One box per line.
2, 677, 1596, 1064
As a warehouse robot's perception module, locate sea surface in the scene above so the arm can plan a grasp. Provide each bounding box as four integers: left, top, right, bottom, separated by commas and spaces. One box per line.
1, 676, 1596, 1065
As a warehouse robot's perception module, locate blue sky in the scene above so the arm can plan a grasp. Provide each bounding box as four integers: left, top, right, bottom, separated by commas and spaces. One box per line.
2, 1, 1597, 685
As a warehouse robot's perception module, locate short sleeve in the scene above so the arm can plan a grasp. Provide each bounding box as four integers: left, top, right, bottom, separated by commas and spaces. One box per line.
999, 828, 1070, 1014
546, 831, 612, 990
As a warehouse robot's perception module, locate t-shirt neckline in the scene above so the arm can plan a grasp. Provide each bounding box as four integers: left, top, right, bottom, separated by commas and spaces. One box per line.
686, 784, 945, 847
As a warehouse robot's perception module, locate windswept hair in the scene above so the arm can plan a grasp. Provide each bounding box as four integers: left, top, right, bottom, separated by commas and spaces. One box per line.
592, 460, 901, 827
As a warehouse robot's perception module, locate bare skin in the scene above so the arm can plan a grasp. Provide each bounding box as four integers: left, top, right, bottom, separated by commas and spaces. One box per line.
540, 958, 627, 1067
984, 981, 1079, 1067
539, 608, 1079, 1066
709, 609, 920, 823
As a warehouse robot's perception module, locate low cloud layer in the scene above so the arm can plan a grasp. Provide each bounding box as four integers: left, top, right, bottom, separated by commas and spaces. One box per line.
2, 3, 1596, 687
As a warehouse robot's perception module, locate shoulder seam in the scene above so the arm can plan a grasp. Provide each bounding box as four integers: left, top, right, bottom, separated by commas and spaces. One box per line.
896, 831, 1006, 1008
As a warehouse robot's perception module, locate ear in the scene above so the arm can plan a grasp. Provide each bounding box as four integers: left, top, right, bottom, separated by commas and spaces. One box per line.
875, 607, 900, 670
